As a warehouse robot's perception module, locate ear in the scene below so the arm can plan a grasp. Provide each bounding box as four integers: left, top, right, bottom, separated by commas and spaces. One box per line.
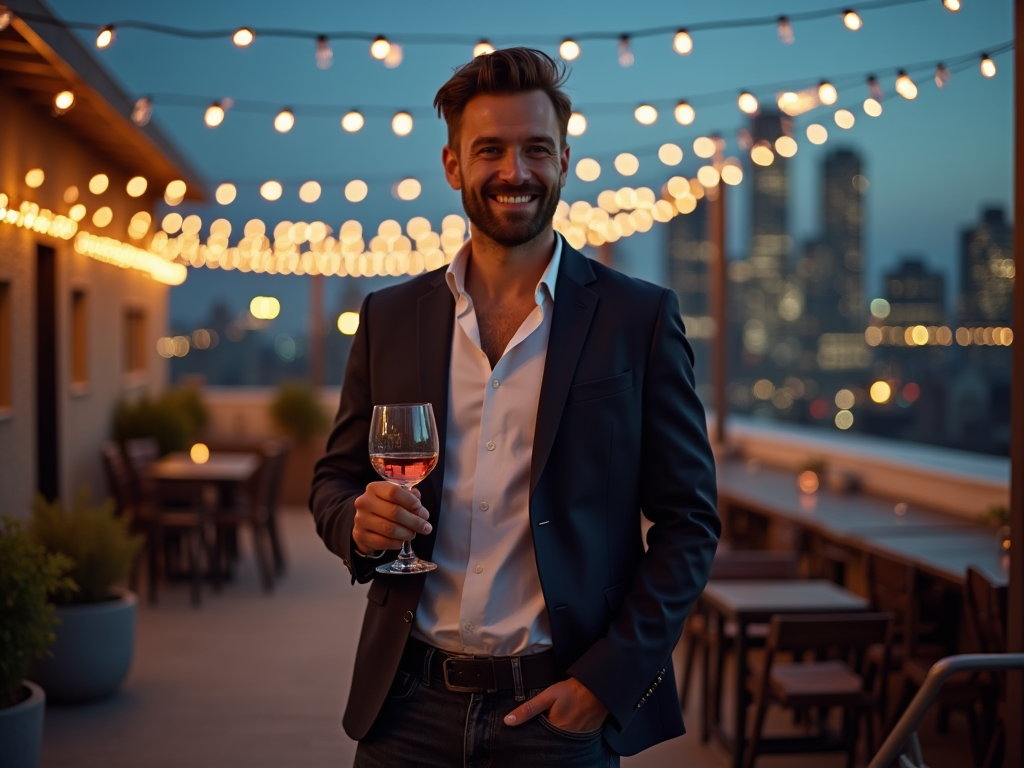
559, 142, 571, 190
442, 144, 462, 191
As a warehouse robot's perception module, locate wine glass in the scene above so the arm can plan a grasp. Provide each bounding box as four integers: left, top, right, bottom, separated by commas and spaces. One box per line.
369, 403, 439, 574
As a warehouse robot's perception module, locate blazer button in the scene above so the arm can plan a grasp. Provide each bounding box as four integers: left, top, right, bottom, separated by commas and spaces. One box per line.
403, 611, 413, 623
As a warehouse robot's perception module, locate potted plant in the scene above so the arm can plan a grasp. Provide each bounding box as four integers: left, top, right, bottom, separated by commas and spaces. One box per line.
111, 387, 209, 456
28, 492, 143, 703
270, 381, 330, 504
0, 516, 74, 768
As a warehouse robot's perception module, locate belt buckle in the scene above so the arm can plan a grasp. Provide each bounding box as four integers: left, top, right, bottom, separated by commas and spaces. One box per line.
442, 657, 480, 693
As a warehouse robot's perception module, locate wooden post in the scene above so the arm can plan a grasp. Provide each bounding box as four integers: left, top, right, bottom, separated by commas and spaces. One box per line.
1006, 3, 1023, 765
309, 274, 324, 388
708, 165, 728, 448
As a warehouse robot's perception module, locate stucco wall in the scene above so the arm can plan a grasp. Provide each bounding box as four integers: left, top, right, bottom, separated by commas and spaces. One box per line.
0, 82, 170, 518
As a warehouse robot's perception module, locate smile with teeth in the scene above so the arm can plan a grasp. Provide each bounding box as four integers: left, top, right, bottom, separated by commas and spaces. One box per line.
493, 195, 536, 204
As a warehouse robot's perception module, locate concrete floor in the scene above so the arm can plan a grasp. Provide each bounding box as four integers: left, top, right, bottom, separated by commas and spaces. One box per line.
40, 509, 976, 768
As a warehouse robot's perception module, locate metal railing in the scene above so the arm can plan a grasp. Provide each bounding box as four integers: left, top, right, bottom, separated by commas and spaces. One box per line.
867, 653, 1024, 768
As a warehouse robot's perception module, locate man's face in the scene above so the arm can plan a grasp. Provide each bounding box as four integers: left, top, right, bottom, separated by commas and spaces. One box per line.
442, 90, 570, 248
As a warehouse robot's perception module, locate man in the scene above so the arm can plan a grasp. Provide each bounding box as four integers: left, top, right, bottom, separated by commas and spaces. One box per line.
310, 48, 719, 766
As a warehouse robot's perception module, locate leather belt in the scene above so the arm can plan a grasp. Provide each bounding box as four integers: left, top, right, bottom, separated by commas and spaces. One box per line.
400, 636, 565, 695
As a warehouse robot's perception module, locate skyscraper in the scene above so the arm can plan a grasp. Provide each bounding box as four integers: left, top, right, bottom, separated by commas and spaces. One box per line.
666, 198, 711, 397
883, 257, 946, 326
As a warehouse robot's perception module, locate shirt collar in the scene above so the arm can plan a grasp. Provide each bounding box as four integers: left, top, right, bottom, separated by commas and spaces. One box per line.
446, 231, 562, 307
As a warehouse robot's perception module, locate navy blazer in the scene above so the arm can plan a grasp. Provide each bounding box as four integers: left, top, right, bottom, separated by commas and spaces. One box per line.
310, 243, 720, 756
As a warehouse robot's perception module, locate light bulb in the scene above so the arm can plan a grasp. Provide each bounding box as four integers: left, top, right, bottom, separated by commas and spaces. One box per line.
274, 109, 295, 133
473, 40, 494, 57
980, 54, 996, 78
674, 100, 695, 125
738, 92, 758, 114
341, 110, 364, 132
943, 0, 961, 11
672, 29, 693, 55
383, 43, 403, 68
96, 25, 115, 49
392, 111, 413, 136
842, 10, 862, 30
818, 81, 838, 105
863, 97, 883, 117
0, 8, 11, 32
567, 112, 587, 137
618, 35, 633, 67
559, 39, 580, 60
232, 28, 254, 47
315, 36, 332, 69
935, 64, 952, 88
53, 90, 74, 112
260, 181, 282, 201
205, 102, 225, 127
868, 75, 883, 100
777, 16, 794, 44
634, 104, 657, 125
895, 70, 918, 100
370, 36, 390, 60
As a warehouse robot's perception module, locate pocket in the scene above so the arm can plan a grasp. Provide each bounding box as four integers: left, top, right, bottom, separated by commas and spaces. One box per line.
538, 714, 603, 740
385, 668, 419, 701
566, 370, 633, 404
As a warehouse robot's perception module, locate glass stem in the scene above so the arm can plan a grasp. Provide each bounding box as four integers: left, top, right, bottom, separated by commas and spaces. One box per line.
399, 540, 416, 560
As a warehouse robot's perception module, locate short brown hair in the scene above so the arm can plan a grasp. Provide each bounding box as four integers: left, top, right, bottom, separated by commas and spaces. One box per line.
433, 47, 572, 148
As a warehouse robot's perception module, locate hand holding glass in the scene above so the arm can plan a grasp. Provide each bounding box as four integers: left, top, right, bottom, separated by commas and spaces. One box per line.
369, 403, 439, 574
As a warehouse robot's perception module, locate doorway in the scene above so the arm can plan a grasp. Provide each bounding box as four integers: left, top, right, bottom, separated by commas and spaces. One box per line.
36, 243, 58, 501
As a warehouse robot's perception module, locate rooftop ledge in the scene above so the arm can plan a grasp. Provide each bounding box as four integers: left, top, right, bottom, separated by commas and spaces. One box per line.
710, 412, 1009, 521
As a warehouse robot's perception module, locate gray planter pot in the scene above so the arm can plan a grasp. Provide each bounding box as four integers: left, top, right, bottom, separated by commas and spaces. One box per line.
31, 590, 137, 704
0, 681, 45, 768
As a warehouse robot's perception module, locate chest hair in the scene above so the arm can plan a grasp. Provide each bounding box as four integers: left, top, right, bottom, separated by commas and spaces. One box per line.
476, 298, 537, 369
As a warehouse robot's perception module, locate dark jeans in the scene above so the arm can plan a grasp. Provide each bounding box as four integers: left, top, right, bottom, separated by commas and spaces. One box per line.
354, 666, 620, 768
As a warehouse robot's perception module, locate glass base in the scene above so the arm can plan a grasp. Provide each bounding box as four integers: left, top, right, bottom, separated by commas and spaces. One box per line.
376, 555, 438, 575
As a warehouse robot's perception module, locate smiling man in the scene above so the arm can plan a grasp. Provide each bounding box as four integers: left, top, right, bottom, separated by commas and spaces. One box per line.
310, 47, 719, 767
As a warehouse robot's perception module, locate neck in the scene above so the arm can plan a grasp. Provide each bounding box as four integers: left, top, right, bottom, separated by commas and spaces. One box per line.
464, 224, 556, 304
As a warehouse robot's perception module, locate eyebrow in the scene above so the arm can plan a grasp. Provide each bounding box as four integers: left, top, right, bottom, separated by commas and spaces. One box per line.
469, 135, 557, 150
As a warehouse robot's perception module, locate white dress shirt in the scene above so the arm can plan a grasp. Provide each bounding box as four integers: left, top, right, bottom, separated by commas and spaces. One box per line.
410, 233, 563, 656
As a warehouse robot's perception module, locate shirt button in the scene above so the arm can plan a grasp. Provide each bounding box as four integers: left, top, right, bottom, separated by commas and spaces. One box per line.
474, 564, 483, 574
486, 441, 495, 451
491, 379, 500, 389
464, 622, 474, 631
479, 502, 489, 511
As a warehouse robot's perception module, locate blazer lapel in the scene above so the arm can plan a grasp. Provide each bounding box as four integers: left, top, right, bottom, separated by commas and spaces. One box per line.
530, 246, 598, 497
416, 275, 455, 557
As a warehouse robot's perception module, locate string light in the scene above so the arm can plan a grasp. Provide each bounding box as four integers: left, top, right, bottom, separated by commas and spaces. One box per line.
842, 10, 863, 30
895, 70, 918, 100
96, 25, 115, 49
674, 101, 695, 125
567, 112, 587, 136
345, 179, 368, 202
943, 0, 961, 11
274, 109, 295, 133
672, 29, 693, 56
0, 8, 11, 32
806, 123, 828, 144
618, 35, 633, 67
863, 97, 883, 116
260, 181, 283, 201
868, 75, 883, 100
693, 136, 716, 159
232, 27, 254, 47
818, 81, 838, 105
126, 176, 147, 197
383, 43, 403, 68
74, 231, 187, 285
89, 174, 109, 195
315, 36, 332, 69
370, 35, 391, 60
751, 142, 775, 166
634, 104, 657, 125
738, 91, 759, 114
392, 111, 413, 136
342, 110, 364, 132
935, 63, 952, 87
215, 183, 237, 205
777, 16, 794, 45
614, 153, 639, 176
559, 39, 580, 61
775, 136, 798, 157
299, 181, 322, 203
205, 101, 225, 127
834, 108, 855, 129
132, 97, 152, 126
658, 143, 683, 165
980, 53, 996, 78
25, 169, 44, 188
54, 90, 74, 113
575, 159, 601, 182
473, 40, 495, 57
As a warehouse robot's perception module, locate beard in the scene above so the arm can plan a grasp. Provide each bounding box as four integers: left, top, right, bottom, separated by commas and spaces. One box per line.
461, 179, 561, 248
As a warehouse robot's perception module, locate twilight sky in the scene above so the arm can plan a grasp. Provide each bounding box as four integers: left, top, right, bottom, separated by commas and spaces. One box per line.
49, 0, 1014, 336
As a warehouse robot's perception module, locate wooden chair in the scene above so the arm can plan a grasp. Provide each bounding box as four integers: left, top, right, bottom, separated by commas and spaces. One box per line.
964, 566, 1008, 768
743, 612, 894, 768
263, 441, 290, 576
675, 550, 800, 740
101, 441, 209, 607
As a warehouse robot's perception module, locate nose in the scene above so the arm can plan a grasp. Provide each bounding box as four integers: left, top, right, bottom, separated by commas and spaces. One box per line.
498, 147, 530, 186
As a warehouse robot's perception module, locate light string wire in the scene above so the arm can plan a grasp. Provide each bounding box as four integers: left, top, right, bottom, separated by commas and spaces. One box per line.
12, 0, 929, 45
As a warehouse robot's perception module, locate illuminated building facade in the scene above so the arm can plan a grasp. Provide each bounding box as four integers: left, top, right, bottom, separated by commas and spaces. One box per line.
666, 198, 712, 399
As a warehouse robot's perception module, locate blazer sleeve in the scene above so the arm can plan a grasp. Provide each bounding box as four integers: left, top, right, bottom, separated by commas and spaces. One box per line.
309, 292, 395, 584
567, 287, 720, 732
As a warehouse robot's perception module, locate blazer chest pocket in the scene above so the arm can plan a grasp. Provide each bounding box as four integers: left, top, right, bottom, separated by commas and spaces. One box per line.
566, 370, 633, 404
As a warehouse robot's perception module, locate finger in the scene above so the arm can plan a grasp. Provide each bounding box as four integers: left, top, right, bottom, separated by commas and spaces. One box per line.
363, 496, 432, 533
361, 513, 421, 542
375, 482, 422, 512
355, 531, 404, 551
504, 688, 556, 726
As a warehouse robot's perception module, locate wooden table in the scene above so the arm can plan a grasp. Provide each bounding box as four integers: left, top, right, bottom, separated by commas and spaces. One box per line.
700, 579, 870, 768
148, 452, 260, 483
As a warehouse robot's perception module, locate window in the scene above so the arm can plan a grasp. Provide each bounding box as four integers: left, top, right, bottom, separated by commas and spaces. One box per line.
71, 290, 87, 385
125, 308, 147, 373
0, 282, 10, 408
